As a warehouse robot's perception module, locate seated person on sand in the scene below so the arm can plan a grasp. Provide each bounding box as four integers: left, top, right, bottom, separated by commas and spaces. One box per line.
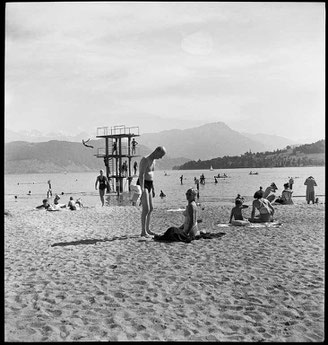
154, 188, 200, 243
68, 196, 82, 210
229, 198, 249, 226
263, 182, 278, 203
274, 183, 294, 205
154, 188, 225, 243
159, 190, 166, 198
53, 194, 67, 208
249, 191, 275, 223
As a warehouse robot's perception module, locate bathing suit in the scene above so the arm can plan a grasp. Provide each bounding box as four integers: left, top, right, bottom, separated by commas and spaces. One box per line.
136, 179, 153, 193
98, 176, 107, 190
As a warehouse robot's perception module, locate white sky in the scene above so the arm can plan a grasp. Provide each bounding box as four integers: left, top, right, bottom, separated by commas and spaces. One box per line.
5, 2, 325, 142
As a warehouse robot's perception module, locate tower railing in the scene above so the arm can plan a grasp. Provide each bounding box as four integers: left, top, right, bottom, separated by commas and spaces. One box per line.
96, 125, 139, 137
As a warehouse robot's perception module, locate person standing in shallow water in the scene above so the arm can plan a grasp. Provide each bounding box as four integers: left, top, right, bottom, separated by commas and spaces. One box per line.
137, 146, 166, 237
95, 169, 109, 207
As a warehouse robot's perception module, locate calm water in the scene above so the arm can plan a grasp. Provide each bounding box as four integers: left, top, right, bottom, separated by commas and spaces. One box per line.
4, 166, 325, 211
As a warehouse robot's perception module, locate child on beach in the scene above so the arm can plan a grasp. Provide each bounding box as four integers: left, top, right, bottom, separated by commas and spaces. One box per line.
229, 198, 249, 225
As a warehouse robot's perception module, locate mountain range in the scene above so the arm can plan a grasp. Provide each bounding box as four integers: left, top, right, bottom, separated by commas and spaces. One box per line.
138, 122, 298, 160
5, 122, 304, 174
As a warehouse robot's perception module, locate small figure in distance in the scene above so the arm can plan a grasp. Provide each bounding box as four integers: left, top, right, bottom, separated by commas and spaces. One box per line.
95, 169, 109, 207
82, 138, 94, 149
229, 198, 249, 226
131, 138, 138, 155
47, 180, 52, 198
288, 176, 294, 190
180, 175, 183, 185
121, 160, 128, 177
159, 190, 166, 198
249, 191, 275, 223
133, 161, 138, 176
112, 140, 117, 154
27, 190, 32, 196
304, 176, 317, 204
194, 177, 200, 190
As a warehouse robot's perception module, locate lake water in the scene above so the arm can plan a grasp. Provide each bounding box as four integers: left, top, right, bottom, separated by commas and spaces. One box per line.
4, 166, 325, 211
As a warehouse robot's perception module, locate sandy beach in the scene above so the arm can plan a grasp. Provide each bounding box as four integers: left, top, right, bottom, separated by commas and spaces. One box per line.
4, 199, 324, 342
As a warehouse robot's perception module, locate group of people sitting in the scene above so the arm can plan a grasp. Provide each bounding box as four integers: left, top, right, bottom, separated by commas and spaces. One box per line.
36, 194, 83, 211
261, 182, 293, 205
152, 178, 296, 242
229, 181, 294, 226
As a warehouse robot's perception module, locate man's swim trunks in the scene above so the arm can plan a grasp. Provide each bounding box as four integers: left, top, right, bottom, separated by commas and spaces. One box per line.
136, 179, 153, 193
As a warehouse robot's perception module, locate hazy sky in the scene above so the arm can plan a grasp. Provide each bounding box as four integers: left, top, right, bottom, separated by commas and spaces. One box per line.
5, 2, 325, 142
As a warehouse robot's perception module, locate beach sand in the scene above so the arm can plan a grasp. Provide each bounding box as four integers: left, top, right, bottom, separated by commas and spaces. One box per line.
4, 200, 325, 341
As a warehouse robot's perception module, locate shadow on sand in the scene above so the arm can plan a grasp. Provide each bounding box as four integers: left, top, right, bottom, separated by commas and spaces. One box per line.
51, 234, 141, 247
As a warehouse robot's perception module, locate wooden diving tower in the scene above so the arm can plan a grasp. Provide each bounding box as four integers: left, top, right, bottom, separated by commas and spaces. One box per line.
95, 125, 140, 195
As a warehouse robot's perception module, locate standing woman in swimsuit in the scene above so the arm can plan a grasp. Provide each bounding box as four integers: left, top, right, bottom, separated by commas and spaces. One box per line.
95, 169, 109, 207
137, 146, 166, 237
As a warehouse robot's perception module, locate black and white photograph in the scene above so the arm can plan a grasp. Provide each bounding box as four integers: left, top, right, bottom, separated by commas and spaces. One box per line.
5, 1, 324, 342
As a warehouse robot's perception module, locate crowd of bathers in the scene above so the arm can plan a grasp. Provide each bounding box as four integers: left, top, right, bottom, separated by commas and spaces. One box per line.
36, 194, 83, 211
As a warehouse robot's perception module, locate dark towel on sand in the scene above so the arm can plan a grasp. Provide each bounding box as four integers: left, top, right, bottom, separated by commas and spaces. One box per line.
154, 227, 225, 243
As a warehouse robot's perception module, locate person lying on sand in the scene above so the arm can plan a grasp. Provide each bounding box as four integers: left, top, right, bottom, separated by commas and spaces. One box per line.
36, 198, 63, 211
249, 191, 275, 223
36, 199, 51, 210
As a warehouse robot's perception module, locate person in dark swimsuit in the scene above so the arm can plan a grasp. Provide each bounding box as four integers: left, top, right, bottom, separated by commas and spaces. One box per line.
138, 146, 166, 237
95, 169, 109, 206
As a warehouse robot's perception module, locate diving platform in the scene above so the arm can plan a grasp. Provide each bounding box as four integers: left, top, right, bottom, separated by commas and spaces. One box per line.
95, 125, 140, 195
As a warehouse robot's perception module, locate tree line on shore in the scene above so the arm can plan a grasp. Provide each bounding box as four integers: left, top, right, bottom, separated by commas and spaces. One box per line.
173, 140, 325, 170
